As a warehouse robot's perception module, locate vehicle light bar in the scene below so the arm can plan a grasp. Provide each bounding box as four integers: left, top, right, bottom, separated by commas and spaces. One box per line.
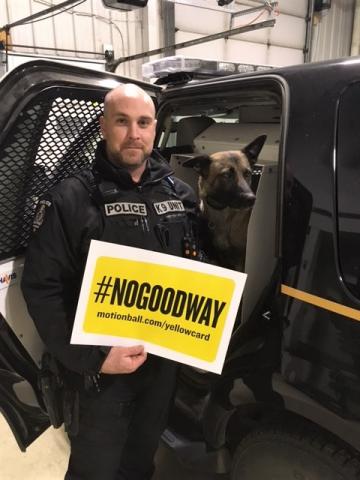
142, 55, 272, 80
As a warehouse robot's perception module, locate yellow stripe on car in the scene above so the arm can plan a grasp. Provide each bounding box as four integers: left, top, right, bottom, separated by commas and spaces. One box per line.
281, 284, 360, 322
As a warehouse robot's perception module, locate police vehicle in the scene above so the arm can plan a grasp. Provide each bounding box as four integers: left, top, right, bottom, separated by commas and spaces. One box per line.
1, 54, 360, 479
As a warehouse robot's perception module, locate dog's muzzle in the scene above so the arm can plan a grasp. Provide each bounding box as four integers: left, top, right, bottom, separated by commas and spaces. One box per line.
206, 192, 255, 210
229, 192, 256, 209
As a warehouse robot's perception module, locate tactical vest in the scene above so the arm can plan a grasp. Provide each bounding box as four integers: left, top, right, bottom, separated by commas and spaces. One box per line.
75, 170, 199, 259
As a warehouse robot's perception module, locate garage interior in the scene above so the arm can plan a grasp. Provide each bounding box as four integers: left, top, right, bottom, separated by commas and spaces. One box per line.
1, 1, 360, 479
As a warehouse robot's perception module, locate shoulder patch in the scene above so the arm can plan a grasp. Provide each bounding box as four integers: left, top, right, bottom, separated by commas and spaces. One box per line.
32, 199, 52, 232
153, 200, 185, 215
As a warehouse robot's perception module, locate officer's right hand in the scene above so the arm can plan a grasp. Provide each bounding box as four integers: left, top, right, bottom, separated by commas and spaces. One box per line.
100, 345, 147, 374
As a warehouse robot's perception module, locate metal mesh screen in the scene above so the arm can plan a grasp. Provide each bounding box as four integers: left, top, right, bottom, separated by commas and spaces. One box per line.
0, 88, 104, 260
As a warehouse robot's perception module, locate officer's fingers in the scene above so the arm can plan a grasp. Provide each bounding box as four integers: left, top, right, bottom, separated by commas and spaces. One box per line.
126, 350, 147, 372
100, 345, 147, 374
116, 349, 147, 374
122, 345, 145, 357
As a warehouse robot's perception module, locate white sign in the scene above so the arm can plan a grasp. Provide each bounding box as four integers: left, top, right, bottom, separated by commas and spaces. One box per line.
71, 240, 247, 374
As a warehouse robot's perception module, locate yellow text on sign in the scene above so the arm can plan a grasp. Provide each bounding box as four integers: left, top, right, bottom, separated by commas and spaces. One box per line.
83, 256, 235, 362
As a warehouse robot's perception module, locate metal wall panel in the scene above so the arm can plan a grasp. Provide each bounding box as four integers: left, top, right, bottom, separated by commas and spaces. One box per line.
2, 0, 354, 80
230, 7, 275, 44
0, 0, 8, 23
311, 0, 355, 61
226, 37, 269, 64
278, 0, 308, 17
174, 0, 308, 66
175, 30, 226, 58
175, 3, 228, 35
6, 51, 106, 71
268, 44, 304, 65
0, 0, 146, 77
5, 0, 35, 53
51, 4, 76, 54
268, 13, 306, 49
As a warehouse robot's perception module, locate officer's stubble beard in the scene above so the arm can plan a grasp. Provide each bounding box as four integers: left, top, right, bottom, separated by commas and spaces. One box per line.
106, 145, 150, 177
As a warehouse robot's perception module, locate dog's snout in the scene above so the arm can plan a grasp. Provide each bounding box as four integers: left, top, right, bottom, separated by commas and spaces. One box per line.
228, 192, 255, 209
241, 192, 256, 207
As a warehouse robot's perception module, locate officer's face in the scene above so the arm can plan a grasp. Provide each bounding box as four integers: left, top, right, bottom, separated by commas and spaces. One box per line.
100, 90, 156, 175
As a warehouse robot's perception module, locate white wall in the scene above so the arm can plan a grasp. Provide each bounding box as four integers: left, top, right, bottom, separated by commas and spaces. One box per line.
173, 0, 308, 67
0, 0, 146, 78
311, 0, 355, 62
0, 0, 355, 83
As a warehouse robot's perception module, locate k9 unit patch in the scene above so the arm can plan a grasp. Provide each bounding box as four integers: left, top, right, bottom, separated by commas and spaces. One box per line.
105, 202, 147, 217
153, 200, 185, 215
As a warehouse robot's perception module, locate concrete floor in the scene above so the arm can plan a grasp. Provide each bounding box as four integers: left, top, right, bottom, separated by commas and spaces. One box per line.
0, 414, 228, 480
0, 415, 68, 479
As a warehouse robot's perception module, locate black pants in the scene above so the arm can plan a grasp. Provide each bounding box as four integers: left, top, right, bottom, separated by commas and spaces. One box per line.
65, 358, 177, 480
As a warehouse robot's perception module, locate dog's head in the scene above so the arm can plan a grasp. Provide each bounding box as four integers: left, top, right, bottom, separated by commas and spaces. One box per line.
183, 134, 266, 210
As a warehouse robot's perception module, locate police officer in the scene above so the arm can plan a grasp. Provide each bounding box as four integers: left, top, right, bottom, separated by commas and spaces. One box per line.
21, 84, 200, 480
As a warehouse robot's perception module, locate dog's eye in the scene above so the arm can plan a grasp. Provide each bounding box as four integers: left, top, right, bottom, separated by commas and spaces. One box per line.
221, 169, 233, 178
244, 169, 252, 180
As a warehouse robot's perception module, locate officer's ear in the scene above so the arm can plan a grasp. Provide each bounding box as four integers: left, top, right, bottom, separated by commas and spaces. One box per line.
100, 115, 107, 139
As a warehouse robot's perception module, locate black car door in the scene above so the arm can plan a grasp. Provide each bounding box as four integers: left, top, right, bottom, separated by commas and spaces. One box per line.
0, 60, 161, 450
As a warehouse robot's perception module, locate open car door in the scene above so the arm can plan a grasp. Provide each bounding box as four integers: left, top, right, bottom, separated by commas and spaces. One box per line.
0, 60, 161, 450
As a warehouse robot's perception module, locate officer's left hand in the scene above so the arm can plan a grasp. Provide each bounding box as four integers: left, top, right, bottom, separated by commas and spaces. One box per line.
100, 345, 147, 374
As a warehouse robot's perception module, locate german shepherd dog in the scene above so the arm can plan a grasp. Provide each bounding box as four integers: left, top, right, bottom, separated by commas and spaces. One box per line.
183, 135, 267, 271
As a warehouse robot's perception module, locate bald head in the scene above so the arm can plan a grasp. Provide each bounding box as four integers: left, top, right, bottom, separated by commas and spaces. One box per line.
100, 83, 157, 181
103, 83, 155, 119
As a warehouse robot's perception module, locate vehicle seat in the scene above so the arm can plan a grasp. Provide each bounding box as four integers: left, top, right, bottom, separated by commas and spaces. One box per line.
176, 116, 215, 151
168, 116, 215, 195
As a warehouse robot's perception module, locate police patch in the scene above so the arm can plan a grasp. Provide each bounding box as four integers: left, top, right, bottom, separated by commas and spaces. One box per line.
104, 202, 147, 217
33, 200, 51, 232
153, 200, 185, 215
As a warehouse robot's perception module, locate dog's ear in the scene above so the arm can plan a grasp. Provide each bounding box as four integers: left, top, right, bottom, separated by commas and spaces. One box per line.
242, 134, 267, 165
182, 155, 211, 177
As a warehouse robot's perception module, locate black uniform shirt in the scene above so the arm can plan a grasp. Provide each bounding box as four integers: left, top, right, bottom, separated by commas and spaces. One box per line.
21, 141, 199, 377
